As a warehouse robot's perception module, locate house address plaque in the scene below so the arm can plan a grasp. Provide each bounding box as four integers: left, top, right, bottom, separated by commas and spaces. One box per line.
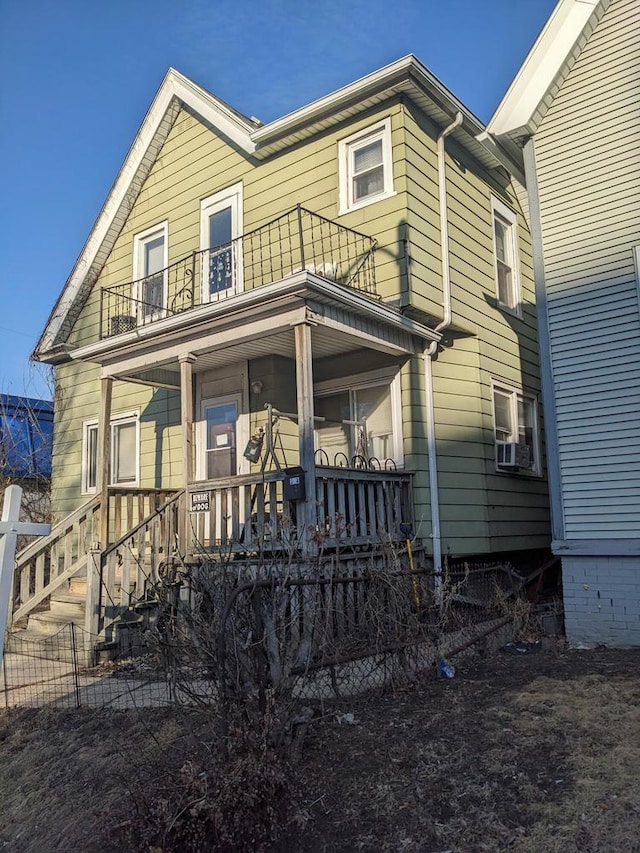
190, 491, 211, 513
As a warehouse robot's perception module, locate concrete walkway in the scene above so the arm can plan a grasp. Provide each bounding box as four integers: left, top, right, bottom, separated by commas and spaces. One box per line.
1, 651, 172, 709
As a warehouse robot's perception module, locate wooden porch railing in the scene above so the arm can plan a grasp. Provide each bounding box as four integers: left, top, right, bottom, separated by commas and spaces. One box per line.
12, 495, 101, 624
187, 472, 299, 554
186, 468, 413, 555
11, 488, 179, 627
97, 490, 184, 638
315, 467, 413, 547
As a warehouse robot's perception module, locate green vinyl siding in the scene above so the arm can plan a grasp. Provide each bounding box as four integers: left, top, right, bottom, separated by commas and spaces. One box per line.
403, 103, 549, 556
52, 87, 550, 556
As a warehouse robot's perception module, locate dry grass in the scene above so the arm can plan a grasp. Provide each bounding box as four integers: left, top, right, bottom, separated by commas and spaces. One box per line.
1, 647, 639, 852
281, 646, 640, 853
509, 674, 640, 853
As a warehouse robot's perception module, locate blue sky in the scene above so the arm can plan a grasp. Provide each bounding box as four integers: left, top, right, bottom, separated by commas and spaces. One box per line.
0, 0, 556, 400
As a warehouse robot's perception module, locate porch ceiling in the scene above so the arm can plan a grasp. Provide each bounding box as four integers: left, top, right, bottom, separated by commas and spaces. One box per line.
70, 272, 440, 389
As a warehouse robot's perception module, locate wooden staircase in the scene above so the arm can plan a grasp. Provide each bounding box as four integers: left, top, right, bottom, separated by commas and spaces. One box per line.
8, 490, 183, 664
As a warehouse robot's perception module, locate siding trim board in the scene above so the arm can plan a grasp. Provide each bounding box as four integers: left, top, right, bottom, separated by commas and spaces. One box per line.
554, 539, 640, 556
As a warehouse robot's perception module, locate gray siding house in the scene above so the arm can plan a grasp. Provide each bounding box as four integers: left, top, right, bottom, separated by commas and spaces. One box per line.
487, 0, 640, 646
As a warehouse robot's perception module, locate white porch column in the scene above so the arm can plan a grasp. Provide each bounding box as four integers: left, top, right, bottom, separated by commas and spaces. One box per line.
98, 376, 113, 550
179, 354, 196, 552
179, 354, 196, 488
294, 321, 317, 554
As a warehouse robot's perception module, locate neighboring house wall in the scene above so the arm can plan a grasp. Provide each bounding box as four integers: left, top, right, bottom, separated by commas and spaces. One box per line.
49, 84, 550, 559
531, 0, 640, 644
0, 394, 53, 523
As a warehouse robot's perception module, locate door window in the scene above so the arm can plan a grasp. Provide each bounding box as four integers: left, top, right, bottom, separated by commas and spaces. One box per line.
133, 223, 168, 323
200, 183, 243, 300
201, 398, 240, 480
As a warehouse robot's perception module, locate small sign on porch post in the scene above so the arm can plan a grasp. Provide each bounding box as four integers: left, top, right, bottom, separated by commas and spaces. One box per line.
0, 485, 51, 662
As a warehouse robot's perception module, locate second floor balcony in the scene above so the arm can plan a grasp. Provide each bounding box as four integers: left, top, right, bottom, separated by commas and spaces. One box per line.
100, 206, 378, 339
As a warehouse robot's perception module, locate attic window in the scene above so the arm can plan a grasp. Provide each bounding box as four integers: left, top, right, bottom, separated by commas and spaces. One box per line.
339, 119, 394, 215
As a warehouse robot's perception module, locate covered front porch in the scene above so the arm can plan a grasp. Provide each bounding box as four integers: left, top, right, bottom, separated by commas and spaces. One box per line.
75, 268, 440, 558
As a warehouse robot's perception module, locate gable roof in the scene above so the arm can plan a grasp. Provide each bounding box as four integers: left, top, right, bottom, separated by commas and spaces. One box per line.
35, 55, 521, 361
485, 0, 610, 143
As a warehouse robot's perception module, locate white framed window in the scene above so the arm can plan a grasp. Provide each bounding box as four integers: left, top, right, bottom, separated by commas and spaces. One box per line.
314, 369, 403, 467
81, 421, 99, 494
81, 412, 140, 494
491, 197, 521, 315
133, 222, 168, 324
338, 119, 394, 215
200, 183, 243, 302
491, 383, 540, 475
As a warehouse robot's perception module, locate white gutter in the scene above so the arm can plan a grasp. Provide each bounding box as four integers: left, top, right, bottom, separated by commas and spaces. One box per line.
425, 112, 463, 577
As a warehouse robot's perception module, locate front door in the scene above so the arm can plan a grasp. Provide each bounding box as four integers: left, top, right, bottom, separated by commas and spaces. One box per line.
198, 394, 245, 480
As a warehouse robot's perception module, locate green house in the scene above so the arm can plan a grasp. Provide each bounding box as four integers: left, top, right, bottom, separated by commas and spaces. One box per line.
15, 56, 550, 644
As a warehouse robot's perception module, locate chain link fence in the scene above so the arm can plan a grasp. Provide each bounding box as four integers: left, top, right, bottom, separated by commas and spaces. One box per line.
2, 552, 547, 712
2, 623, 171, 709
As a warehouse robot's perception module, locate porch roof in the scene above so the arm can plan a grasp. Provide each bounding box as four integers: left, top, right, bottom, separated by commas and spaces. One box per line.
70, 272, 440, 388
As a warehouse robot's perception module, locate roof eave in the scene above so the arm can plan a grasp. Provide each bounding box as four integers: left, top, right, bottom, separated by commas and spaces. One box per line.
34, 69, 257, 361
486, 0, 608, 140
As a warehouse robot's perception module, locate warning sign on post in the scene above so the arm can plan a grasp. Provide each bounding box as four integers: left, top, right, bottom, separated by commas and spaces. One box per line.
190, 491, 210, 512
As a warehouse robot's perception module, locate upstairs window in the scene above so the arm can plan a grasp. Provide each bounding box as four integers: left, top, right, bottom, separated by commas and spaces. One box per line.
82, 412, 139, 494
339, 119, 394, 214
492, 383, 539, 475
491, 198, 521, 315
133, 222, 168, 324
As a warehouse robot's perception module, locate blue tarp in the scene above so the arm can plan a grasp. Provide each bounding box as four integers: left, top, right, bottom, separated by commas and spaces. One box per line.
0, 394, 53, 479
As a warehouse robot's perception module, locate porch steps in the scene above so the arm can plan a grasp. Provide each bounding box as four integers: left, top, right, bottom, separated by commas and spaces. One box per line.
6, 577, 88, 662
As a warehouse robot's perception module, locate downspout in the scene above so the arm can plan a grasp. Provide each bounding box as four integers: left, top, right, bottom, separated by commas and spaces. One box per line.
424, 112, 463, 576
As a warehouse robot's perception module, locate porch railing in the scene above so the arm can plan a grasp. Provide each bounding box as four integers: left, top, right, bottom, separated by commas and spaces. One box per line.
98, 490, 184, 638
11, 488, 178, 626
186, 468, 412, 555
100, 205, 378, 339
315, 467, 413, 547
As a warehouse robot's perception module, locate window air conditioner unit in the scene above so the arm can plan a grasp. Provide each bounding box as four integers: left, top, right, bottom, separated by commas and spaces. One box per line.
497, 442, 532, 469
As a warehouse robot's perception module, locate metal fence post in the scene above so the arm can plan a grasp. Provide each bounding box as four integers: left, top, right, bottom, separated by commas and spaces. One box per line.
84, 546, 102, 667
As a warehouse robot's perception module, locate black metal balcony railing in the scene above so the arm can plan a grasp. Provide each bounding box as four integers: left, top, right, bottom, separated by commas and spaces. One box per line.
100, 206, 377, 339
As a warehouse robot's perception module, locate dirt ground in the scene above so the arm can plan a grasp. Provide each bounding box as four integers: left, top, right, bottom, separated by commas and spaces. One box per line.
1, 645, 639, 852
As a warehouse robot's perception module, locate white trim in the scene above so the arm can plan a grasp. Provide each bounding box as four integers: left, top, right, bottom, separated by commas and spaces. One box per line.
34, 69, 256, 358
132, 221, 169, 322
81, 410, 140, 494
487, 0, 607, 138
338, 118, 395, 215
81, 420, 99, 495
70, 272, 441, 364
314, 368, 403, 467
491, 196, 522, 317
490, 380, 541, 477
200, 183, 243, 302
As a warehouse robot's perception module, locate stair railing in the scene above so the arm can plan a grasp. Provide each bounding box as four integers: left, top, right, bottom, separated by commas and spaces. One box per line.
12, 495, 101, 625
94, 489, 185, 640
